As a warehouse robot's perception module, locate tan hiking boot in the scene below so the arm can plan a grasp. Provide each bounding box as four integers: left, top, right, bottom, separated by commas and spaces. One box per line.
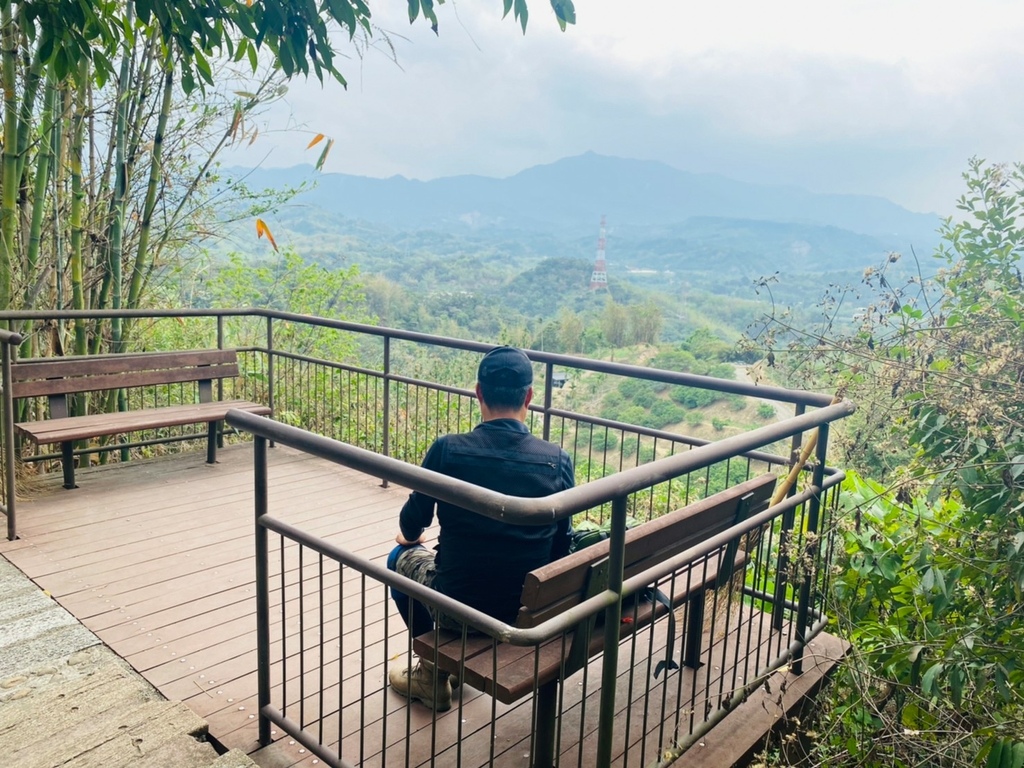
389, 659, 452, 712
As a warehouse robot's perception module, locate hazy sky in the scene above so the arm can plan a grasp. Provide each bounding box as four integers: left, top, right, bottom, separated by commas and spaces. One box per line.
223, 0, 1024, 215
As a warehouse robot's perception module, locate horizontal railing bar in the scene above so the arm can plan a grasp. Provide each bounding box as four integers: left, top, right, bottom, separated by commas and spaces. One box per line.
229, 400, 853, 522
0, 308, 836, 407
651, 612, 832, 768
261, 706, 349, 768
0, 329, 24, 345
743, 587, 824, 622
262, 512, 618, 643
257, 347, 384, 379
388, 373, 472, 398
543, 406, 792, 465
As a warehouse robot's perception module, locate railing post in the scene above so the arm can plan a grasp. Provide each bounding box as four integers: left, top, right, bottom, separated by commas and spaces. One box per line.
254, 435, 272, 746
596, 494, 628, 767
772, 403, 806, 631
216, 315, 224, 400
266, 316, 275, 448
380, 336, 391, 488
3, 338, 17, 541
793, 422, 828, 674
542, 360, 553, 441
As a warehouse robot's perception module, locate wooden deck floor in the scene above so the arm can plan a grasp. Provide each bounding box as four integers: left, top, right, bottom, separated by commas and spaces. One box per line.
0, 444, 848, 768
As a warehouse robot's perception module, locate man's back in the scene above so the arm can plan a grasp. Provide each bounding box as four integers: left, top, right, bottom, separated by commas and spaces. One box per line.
427, 420, 572, 623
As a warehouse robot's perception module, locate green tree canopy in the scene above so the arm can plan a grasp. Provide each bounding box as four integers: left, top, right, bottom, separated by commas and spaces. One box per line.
14, 0, 576, 90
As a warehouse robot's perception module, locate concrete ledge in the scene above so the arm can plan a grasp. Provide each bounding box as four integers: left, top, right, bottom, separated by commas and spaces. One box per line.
0, 554, 257, 768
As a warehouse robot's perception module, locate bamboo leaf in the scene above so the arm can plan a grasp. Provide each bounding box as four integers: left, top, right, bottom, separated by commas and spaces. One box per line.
514, 0, 529, 32
255, 219, 279, 251
550, 0, 575, 31
315, 138, 335, 171
229, 107, 243, 141
306, 133, 325, 149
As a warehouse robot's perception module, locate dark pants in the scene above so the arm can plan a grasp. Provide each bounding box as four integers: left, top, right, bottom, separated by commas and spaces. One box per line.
387, 544, 465, 636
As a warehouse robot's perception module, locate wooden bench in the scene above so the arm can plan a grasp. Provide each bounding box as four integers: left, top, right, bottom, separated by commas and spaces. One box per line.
12, 349, 271, 489
413, 473, 776, 767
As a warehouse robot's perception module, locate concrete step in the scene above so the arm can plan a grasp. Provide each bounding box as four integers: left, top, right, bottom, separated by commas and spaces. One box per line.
0, 556, 257, 768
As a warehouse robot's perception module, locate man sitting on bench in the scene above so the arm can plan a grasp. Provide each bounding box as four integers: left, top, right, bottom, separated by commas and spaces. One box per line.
387, 346, 576, 711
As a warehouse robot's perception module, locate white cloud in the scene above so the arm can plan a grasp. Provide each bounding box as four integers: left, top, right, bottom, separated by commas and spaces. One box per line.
221, 0, 1024, 214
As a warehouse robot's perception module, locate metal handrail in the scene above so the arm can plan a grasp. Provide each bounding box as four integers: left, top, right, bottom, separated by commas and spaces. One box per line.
0, 308, 838, 406
227, 398, 853, 523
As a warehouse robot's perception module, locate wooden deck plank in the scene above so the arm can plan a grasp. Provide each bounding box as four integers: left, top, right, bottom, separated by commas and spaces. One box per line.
0, 442, 843, 768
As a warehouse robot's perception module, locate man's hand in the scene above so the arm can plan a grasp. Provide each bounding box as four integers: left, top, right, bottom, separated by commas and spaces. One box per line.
395, 532, 426, 546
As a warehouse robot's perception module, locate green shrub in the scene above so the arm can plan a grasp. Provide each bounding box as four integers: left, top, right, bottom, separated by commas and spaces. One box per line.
651, 348, 699, 373
670, 386, 720, 408
756, 402, 776, 420
726, 394, 746, 411
648, 400, 686, 429
617, 405, 648, 428
589, 428, 619, 451
618, 378, 658, 408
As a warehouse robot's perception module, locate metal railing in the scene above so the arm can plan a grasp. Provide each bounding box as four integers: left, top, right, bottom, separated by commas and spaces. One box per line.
2, 308, 838, 540
0, 308, 853, 765
228, 401, 849, 768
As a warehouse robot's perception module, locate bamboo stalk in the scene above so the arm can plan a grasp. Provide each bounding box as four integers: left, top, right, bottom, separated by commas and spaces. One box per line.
1, 1, 20, 310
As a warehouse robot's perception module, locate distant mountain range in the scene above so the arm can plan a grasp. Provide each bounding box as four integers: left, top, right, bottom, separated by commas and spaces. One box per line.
235, 155, 937, 246
229, 152, 942, 256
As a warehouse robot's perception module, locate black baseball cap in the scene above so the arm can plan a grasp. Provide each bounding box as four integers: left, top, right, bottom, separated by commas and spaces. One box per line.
477, 346, 533, 387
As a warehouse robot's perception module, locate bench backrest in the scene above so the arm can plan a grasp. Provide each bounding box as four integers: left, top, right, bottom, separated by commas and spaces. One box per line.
11, 350, 240, 401
515, 473, 777, 628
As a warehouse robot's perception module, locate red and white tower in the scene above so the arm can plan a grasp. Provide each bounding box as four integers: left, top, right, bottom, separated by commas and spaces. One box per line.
589, 215, 609, 291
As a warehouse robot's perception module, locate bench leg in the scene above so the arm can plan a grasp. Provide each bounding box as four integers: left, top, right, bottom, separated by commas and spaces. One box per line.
61, 441, 77, 490
683, 591, 705, 669
206, 421, 218, 464
533, 680, 558, 768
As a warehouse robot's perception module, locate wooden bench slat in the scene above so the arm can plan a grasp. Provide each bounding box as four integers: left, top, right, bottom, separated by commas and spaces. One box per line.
11, 349, 238, 381
15, 400, 270, 445
12, 363, 240, 399
414, 550, 746, 704
516, 474, 776, 623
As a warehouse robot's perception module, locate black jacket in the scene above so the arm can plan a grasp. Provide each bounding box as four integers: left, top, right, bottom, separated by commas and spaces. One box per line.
399, 419, 574, 624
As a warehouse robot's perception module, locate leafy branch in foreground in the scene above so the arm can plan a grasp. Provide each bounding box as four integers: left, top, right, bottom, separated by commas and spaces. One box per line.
746, 159, 1024, 767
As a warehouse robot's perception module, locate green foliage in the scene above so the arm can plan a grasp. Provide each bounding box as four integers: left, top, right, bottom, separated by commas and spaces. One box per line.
628, 299, 664, 345
24, 0, 573, 91
600, 299, 632, 347
203, 249, 369, 360
648, 399, 685, 429
589, 428, 619, 452
813, 472, 1024, 766
618, 378, 658, 408
751, 160, 1024, 766
756, 402, 777, 420
670, 386, 720, 409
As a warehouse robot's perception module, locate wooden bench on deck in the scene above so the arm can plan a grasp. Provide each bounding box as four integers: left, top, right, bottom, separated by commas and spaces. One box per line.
413, 473, 777, 768
12, 349, 271, 489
